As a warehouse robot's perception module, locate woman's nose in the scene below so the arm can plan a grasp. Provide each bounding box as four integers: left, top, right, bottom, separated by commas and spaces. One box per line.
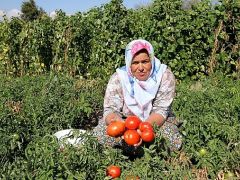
138, 63, 144, 71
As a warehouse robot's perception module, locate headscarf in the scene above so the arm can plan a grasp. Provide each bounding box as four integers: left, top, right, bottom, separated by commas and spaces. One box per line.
116, 39, 167, 120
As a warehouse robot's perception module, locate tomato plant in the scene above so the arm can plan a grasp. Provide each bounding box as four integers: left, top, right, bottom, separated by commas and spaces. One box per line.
125, 116, 141, 130
1, 68, 240, 179
123, 130, 141, 145
107, 121, 125, 137
141, 130, 155, 142
106, 165, 121, 179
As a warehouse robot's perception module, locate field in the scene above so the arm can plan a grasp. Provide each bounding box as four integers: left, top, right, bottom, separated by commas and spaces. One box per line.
0, 73, 239, 179
0, 0, 239, 179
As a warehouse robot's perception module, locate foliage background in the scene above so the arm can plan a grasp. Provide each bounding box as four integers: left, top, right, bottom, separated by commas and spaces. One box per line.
0, 0, 239, 80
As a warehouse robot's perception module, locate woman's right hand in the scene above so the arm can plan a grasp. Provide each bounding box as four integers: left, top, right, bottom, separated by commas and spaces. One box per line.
105, 113, 123, 125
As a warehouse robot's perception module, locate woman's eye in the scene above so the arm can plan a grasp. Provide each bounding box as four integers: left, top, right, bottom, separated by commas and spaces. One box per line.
143, 60, 150, 64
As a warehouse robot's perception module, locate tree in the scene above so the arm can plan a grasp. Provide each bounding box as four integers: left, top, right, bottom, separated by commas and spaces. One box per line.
21, 0, 45, 21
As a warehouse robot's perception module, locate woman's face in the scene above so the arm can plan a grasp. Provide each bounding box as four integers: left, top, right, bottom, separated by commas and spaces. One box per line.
131, 51, 152, 81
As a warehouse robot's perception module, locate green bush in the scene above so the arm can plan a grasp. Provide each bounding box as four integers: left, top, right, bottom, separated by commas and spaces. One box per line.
0, 0, 239, 80
0, 74, 105, 167
173, 73, 240, 177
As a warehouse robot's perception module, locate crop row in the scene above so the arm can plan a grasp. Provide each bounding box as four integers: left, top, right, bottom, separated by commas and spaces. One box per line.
0, 73, 239, 179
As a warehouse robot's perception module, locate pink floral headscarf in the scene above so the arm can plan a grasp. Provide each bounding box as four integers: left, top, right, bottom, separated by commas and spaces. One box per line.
125, 39, 155, 76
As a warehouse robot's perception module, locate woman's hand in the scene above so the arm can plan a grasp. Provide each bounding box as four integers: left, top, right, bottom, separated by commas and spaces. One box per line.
105, 113, 123, 125
133, 129, 142, 147
146, 113, 165, 127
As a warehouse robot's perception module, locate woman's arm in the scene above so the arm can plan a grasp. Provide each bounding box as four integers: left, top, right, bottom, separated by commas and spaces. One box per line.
149, 68, 176, 126
103, 73, 124, 125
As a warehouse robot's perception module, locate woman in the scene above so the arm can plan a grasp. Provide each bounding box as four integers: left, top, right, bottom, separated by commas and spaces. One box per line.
93, 39, 182, 151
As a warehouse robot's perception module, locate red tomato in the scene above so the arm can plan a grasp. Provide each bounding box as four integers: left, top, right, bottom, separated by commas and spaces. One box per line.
125, 116, 141, 130
141, 130, 155, 142
106, 165, 121, 179
124, 130, 141, 145
138, 122, 153, 132
106, 121, 125, 137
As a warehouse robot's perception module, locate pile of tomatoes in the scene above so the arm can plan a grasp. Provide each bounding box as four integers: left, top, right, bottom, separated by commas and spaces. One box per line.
106, 116, 155, 146
106, 116, 155, 179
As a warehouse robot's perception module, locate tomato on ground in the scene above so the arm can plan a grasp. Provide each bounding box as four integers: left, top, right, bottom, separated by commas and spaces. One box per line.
124, 130, 141, 145
106, 165, 121, 179
106, 121, 125, 137
125, 116, 141, 130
